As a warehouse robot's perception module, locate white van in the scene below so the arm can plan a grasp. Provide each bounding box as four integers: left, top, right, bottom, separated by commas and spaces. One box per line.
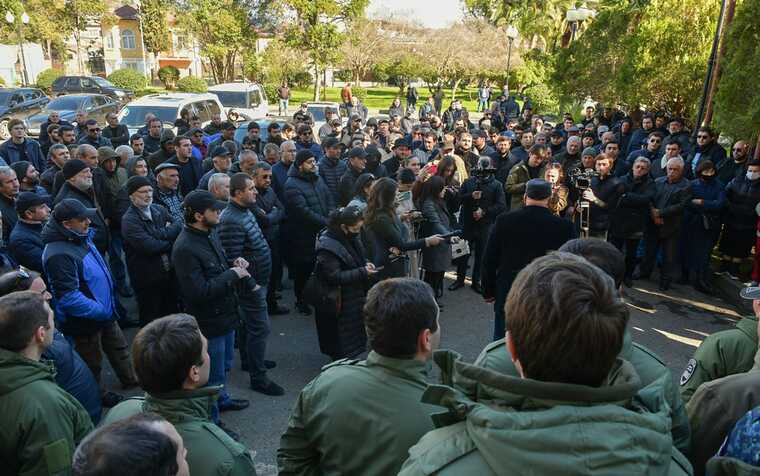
117, 93, 227, 136
208, 82, 269, 120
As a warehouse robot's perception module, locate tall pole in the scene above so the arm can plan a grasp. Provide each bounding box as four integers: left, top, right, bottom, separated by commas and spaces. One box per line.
505, 38, 513, 94
17, 19, 29, 86
703, 0, 737, 127
694, 0, 728, 138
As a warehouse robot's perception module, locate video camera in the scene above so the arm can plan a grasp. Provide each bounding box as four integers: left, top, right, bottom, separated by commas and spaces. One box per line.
568, 168, 598, 191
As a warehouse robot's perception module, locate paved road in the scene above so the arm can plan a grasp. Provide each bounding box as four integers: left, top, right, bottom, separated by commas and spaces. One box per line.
107, 271, 743, 474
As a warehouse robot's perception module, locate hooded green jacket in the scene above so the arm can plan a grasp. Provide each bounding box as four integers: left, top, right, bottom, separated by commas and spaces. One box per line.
399, 350, 693, 476
100, 386, 257, 476
475, 331, 691, 455
707, 456, 760, 476
0, 348, 93, 476
680, 315, 758, 405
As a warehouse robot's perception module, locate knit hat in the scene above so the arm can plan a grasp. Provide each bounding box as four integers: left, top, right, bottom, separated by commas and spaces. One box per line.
62, 159, 89, 180
294, 149, 316, 167
582, 147, 597, 158
126, 175, 153, 196
525, 179, 552, 200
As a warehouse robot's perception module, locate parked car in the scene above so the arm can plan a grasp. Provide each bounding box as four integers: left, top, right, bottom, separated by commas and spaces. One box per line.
117, 93, 227, 136
0, 88, 50, 140
208, 82, 269, 120
25, 94, 119, 137
51, 76, 134, 105
304, 101, 347, 140
233, 119, 289, 145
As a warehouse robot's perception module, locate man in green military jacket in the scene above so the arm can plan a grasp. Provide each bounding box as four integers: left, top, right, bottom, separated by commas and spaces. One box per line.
679, 286, 759, 404
0, 291, 93, 476
399, 253, 692, 475
476, 238, 690, 455
100, 314, 257, 476
277, 278, 442, 476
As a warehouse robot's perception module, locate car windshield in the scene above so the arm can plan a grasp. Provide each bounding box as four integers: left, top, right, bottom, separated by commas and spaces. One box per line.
307, 107, 328, 122
0, 92, 11, 106
47, 96, 85, 111
93, 77, 115, 87
119, 106, 177, 127
211, 91, 248, 108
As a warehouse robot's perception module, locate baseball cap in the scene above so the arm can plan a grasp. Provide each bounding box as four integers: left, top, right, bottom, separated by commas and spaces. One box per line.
525, 179, 552, 200
393, 138, 411, 150
186, 127, 204, 136
500, 131, 517, 140
221, 121, 236, 131
53, 198, 97, 222
348, 147, 367, 159
210, 146, 231, 158
183, 190, 226, 215
15, 191, 49, 214
322, 137, 340, 149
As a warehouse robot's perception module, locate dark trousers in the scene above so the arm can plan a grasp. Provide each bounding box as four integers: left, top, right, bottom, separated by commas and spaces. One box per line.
610, 236, 641, 279
493, 275, 515, 341
684, 226, 720, 282
72, 321, 137, 386
239, 285, 271, 381
455, 229, 490, 286
134, 280, 178, 327
641, 227, 680, 284
108, 231, 128, 288
423, 270, 444, 298
292, 259, 315, 303
267, 240, 283, 308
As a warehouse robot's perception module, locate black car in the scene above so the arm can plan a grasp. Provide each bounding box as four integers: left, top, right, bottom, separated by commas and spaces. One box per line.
25, 94, 120, 138
51, 76, 134, 105
0, 88, 49, 140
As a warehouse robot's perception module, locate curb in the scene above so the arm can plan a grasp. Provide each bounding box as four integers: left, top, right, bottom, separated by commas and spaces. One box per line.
713, 273, 753, 314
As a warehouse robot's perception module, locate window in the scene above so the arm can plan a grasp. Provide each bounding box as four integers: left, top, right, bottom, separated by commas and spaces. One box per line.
175, 34, 188, 51
91, 96, 106, 108
121, 29, 136, 49
106, 32, 114, 49
204, 99, 221, 117
194, 101, 211, 122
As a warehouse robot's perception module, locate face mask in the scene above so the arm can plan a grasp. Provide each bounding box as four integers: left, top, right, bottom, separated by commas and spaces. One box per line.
747, 172, 760, 181
700, 174, 715, 181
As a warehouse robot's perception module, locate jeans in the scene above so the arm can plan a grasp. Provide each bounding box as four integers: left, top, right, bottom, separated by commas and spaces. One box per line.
279, 99, 289, 115
267, 240, 283, 309
240, 285, 271, 381
477, 98, 489, 112
108, 231, 128, 288
207, 331, 234, 421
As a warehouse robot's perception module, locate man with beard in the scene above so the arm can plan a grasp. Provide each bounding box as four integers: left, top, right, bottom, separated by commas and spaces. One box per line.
142, 118, 164, 155
629, 114, 656, 155
552, 136, 582, 176
364, 144, 388, 179
129, 133, 146, 159
10, 161, 46, 197
505, 145, 546, 211
492, 135, 512, 184
8, 192, 50, 272
167, 136, 203, 196
718, 140, 751, 185
148, 130, 176, 171
338, 147, 368, 207
384, 138, 412, 178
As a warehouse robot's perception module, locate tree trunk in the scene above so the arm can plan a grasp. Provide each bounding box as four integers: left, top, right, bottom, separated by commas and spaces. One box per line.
704, 0, 737, 127
450, 78, 462, 102
313, 64, 321, 101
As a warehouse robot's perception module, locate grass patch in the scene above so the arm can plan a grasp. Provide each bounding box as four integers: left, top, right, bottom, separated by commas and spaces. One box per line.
288, 86, 485, 112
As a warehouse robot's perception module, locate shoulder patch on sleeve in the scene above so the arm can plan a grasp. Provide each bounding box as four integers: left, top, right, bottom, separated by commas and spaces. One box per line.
680, 358, 697, 386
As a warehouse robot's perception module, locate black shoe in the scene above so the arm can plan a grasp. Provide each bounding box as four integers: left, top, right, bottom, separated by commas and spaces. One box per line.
296, 301, 312, 315
218, 421, 241, 441
623, 276, 633, 288
471, 283, 483, 294
695, 280, 713, 295
250, 378, 285, 396
448, 280, 465, 291
265, 360, 277, 369
269, 305, 290, 315
219, 398, 250, 412
101, 391, 125, 408
658, 280, 670, 292
632, 270, 650, 280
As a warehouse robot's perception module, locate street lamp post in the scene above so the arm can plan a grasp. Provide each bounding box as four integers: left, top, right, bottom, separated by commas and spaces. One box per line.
565, 3, 596, 44
505, 25, 518, 94
5, 11, 30, 86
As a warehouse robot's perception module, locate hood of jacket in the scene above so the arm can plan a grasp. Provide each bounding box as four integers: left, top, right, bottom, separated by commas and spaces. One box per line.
41, 218, 90, 246
424, 350, 677, 475
143, 386, 220, 424
0, 348, 56, 396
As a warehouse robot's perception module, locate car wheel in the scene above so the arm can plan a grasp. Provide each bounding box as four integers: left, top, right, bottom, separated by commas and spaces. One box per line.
0, 119, 10, 140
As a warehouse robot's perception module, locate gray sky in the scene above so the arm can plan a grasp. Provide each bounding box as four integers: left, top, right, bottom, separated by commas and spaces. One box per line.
369, 0, 465, 28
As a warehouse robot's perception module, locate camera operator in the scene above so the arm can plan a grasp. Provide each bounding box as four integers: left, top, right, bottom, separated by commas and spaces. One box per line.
609, 157, 656, 286
578, 153, 624, 240
451, 158, 506, 293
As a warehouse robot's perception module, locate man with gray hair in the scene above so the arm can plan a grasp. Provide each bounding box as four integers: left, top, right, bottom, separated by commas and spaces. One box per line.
232, 149, 258, 176
0, 166, 20, 247
114, 145, 134, 164
552, 135, 582, 174
272, 140, 296, 200
638, 156, 692, 290
208, 173, 230, 201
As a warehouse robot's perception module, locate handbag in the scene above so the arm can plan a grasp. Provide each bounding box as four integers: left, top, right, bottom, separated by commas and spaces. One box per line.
303, 267, 342, 314
451, 238, 470, 258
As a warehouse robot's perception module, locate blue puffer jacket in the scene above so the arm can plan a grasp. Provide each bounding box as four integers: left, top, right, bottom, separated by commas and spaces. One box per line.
41, 220, 116, 336
284, 166, 334, 262
43, 330, 102, 424
8, 221, 44, 272
318, 156, 348, 205
296, 139, 324, 160
218, 201, 272, 288
0, 138, 45, 172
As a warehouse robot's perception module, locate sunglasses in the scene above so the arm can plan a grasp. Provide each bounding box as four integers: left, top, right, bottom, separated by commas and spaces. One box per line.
697, 135, 709, 139
88, 128, 100, 132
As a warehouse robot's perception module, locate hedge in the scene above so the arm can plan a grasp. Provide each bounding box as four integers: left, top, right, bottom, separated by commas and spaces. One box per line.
176, 76, 208, 93
107, 68, 148, 91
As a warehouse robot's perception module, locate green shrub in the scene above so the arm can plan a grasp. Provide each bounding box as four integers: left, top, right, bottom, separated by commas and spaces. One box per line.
290, 71, 312, 89
107, 68, 148, 91
35, 68, 64, 92
263, 84, 280, 103
0, 76, 5, 86
351, 86, 367, 100
176, 75, 207, 93
157, 66, 180, 89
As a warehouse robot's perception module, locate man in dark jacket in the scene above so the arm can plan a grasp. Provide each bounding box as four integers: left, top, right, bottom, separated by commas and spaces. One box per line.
284, 149, 335, 314
8, 192, 49, 272
219, 173, 283, 396
609, 157, 656, 285
483, 179, 576, 340
338, 147, 367, 206
38, 110, 71, 151
41, 144, 69, 195
719, 160, 760, 279
626, 132, 662, 171
718, 140, 750, 185
147, 130, 176, 171
0, 166, 19, 250
101, 112, 129, 148
198, 146, 232, 191
54, 159, 110, 255
317, 137, 347, 205
0, 119, 45, 171
492, 135, 512, 184
142, 118, 163, 155
639, 157, 692, 290
167, 136, 203, 196
42, 199, 137, 387
582, 153, 624, 240
295, 124, 323, 161
272, 140, 296, 202
0, 291, 93, 476
452, 158, 506, 293
77, 119, 113, 148
153, 162, 183, 224
628, 114, 656, 155
171, 190, 251, 418
552, 136, 582, 175
385, 138, 413, 178
686, 127, 727, 178
121, 176, 182, 326
252, 162, 288, 315
662, 118, 692, 158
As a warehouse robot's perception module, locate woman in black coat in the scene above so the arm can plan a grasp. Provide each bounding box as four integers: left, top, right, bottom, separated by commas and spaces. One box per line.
363, 178, 444, 280
314, 206, 378, 360
420, 176, 454, 302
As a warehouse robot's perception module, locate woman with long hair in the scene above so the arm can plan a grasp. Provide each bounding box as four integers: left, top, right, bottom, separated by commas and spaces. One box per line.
364, 178, 443, 279
314, 207, 377, 360
347, 173, 375, 212
419, 176, 454, 304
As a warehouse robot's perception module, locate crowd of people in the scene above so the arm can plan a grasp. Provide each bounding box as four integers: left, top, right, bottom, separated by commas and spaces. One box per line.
1, 86, 760, 475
